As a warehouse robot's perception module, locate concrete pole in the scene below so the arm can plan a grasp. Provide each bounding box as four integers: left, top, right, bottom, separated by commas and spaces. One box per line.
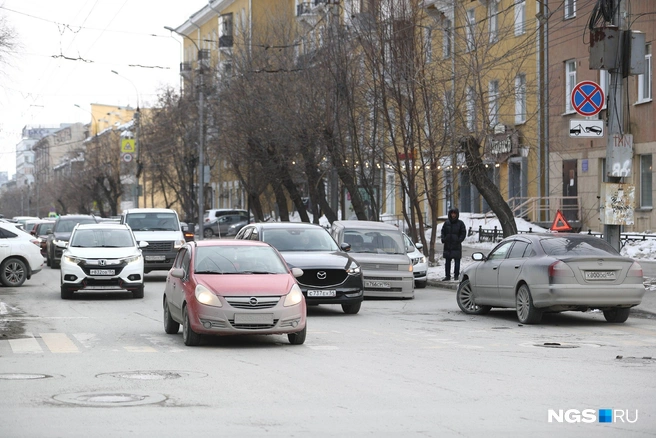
198, 69, 205, 241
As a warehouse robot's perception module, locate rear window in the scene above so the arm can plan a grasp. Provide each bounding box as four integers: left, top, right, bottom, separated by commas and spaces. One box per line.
55, 218, 97, 233
343, 228, 405, 254
539, 236, 620, 256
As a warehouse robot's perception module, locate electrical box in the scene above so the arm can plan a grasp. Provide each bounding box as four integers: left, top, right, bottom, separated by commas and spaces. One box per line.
629, 31, 646, 76
589, 26, 620, 70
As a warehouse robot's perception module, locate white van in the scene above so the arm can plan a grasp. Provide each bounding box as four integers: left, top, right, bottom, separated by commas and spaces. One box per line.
120, 208, 185, 273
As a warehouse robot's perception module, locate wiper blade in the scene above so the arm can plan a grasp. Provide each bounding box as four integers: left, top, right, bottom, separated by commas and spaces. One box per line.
195, 270, 222, 274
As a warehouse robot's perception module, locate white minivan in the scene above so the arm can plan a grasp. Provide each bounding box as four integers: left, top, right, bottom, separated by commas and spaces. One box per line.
120, 208, 185, 273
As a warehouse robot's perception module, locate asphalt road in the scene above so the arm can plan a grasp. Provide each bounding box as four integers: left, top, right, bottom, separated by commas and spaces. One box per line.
1, 267, 655, 437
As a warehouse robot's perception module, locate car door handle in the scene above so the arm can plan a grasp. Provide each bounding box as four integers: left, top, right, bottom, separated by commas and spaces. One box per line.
515, 265, 520, 269
493, 267, 498, 270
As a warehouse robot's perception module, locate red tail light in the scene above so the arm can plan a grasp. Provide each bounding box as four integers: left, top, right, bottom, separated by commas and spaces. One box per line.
627, 262, 643, 277
548, 261, 574, 277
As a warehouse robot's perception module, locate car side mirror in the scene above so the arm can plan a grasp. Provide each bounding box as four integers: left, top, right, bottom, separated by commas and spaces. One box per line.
170, 268, 185, 279
340, 242, 351, 252
472, 252, 485, 261
415, 242, 423, 251
55, 241, 68, 249
139, 241, 149, 248
291, 267, 304, 278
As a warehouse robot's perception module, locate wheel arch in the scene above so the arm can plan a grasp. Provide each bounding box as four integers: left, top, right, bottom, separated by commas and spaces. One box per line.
1, 255, 32, 279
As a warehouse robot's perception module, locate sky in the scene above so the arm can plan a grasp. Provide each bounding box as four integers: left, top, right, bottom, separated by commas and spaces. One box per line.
0, 0, 209, 178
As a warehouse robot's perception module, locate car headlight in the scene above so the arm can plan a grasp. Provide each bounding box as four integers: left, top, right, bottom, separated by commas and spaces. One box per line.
63, 255, 83, 265
195, 284, 222, 307
412, 256, 426, 265
174, 239, 185, 249
346, 262, 361, 275
124, 254, 142, 264
284, 283, 303, 307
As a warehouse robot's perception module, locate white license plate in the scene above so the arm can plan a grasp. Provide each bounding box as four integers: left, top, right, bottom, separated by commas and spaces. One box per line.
234, 313, 274, 324
584, 270, 616, 280
145, 255, 166, 261
90, 269, 115, 276
365, 280, 391, 288
307, 290, 336, 297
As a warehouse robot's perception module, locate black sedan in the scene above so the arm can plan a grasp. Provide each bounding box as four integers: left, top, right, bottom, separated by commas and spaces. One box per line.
235, 222, 364, 314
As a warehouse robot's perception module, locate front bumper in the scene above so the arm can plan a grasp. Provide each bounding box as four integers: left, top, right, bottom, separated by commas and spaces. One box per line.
61, 258, 144, 292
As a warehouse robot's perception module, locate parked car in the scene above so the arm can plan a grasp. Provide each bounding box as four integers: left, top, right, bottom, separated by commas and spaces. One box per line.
12, 216, 40, 229
46, 215, 99, 268
330, 220, 414, 299
180, 222, 195, 242
403, 233, 427, 288
203, 209, 248, 231
0, 222, 44, 287
162, 239, 307, 346
32, 220, 55, 256
59, 223, 147, 299
456, 233, 646, 324
235, 222, 364, 313
203, 212, 249, 238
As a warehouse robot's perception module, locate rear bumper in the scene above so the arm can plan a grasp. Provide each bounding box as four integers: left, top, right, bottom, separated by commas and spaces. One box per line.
531, 284, 645, 309
142, 251, 177, 272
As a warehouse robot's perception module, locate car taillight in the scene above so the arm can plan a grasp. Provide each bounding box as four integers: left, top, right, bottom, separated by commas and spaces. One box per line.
627, 262, 643, 277
548, 261, 574, 277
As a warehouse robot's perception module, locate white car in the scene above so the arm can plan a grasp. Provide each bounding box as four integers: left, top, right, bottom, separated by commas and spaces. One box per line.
403, 233, 428, 289
0, 222, 44, 287
59, 223, 147, 299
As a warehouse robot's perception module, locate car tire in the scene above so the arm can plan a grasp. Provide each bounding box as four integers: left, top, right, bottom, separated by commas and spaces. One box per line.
203, 228, 214, 239
60, 286, 73, 299
341, 301, 362, 314
182, 306, 201, 346
132, 285, 144, 299
287, 324, 307, 345
46, 253, 51, 267
1, 258, 28, 287
415, 280, 427, 289
163, 299, 180, 334
603, 307, 630, 323
516, 284, 542, 324
456, 278, 491, 315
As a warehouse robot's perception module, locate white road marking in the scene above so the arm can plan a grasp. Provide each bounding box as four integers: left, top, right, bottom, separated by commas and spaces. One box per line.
8, 334, 42, 354
124, 346, 157, 353
40, 333, 79, 353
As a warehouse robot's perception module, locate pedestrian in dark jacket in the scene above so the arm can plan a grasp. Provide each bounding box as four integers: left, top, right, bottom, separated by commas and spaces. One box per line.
441, 208, 467, 281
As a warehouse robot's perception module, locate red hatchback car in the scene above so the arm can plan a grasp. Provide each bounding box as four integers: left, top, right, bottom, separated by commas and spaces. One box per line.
163, 240, 307, 346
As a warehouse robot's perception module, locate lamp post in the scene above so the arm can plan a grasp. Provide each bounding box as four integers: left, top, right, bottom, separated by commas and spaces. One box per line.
111, 70, 141, 209
165, 25, 205, 240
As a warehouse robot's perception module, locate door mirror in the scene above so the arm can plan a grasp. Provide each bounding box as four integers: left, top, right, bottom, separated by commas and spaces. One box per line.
170, 268, 185, 279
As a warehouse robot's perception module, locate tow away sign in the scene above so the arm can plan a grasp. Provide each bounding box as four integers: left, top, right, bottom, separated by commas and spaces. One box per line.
569, 120, 604, 138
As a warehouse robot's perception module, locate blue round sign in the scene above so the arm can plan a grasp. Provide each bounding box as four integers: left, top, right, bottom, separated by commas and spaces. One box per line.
571, 81, 605, 117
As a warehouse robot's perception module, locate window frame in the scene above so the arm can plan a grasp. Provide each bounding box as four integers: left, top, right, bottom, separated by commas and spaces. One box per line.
515, 74, 527, 124
466, 8, 476, 52
637, 45, 652, 103
565, 60, 577, 113
488, 0, 498, 43
564, 0, 576, 19
514, 0, 526, 36
640, 154, 652, 209
488, 80, 499, 128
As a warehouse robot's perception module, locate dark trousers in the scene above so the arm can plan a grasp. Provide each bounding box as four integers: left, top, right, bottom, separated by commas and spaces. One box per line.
444, 258, 461, 279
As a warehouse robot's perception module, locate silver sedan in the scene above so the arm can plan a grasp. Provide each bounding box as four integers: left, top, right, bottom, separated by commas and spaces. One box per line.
456, 233, 645, 324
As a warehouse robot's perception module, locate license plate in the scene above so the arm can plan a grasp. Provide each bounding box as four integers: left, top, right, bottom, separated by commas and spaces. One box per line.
584, 270, 616, 280
365, 280, 391, 288
85, 285, 118, 290
90, 269, 115, 276
145, 255, 166, 261
307, 290, 336, 297
234, 313, 274, 324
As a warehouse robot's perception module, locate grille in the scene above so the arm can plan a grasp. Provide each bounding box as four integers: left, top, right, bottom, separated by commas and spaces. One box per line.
228, 320, 279, 330
225, 296, 280, 309
359, 263, 399, 271
365, 276, 404, 281
83, 278, 123, 288
298, 269, 348, 288
146, 241, 174, 252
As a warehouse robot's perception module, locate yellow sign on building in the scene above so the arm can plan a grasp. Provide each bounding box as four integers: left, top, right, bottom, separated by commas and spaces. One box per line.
121, 138, 136, 153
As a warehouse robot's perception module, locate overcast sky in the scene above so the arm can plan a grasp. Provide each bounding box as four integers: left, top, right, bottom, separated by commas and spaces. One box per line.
0, 0, 209, 178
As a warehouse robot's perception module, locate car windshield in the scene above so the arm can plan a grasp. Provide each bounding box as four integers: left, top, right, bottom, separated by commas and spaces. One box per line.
343, 229, 405, 254
194, 245, 288, 274
126, 213, 179, 231
262, 228, 339, 252
56, 218, 97, 233
70, 229, 135, 248
539, 236, 620, 256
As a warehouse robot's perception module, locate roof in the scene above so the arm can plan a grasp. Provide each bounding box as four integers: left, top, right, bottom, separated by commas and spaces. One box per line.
75, 223, 129, 230
248, 222, 325, 230
333, 220, 401, 231
123, 208, 178, 214
194, 239, 269, 248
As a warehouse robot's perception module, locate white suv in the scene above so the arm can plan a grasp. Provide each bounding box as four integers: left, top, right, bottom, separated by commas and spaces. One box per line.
0, 222, 44, 287
59, 223, 147, 299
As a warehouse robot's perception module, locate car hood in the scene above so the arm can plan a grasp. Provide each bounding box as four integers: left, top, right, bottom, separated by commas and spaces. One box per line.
53, 232, 72, 241
65, 247, 141, 259
197, 274, 297, 296
280, 251, 353, 269
346, 253, 411, 265
132, 230, 183, 242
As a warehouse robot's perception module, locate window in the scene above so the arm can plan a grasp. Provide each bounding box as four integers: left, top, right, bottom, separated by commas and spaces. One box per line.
565, 0, 576, 19
514, 0, 525, 36
488, 80, 499, 128
423, 27, 432, 63
488, 1, 498, 43
508, 241, 529, 259
515, 74, 526, 124
638, 44, 652, 103
466, 9, 475, 52
443, 18, 452, 58
641, 155, 652, 208
566, 60, 577, 113
599, 69, 610, 109
466, 86, 476, 132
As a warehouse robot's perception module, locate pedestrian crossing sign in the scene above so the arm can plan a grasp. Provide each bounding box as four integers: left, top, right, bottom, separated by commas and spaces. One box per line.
121, 138, 136, 153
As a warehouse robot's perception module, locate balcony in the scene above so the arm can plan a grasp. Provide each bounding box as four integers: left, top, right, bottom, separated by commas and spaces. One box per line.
219, 35, 233, 49
180, 62, 192, 79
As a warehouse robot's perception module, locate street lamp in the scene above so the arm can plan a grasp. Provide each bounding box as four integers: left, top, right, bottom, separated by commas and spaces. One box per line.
164, 25, 205, 240
74, 104, 99, 136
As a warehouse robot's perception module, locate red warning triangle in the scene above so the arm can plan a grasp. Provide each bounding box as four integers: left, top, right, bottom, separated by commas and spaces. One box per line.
550, 210, 573, 232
